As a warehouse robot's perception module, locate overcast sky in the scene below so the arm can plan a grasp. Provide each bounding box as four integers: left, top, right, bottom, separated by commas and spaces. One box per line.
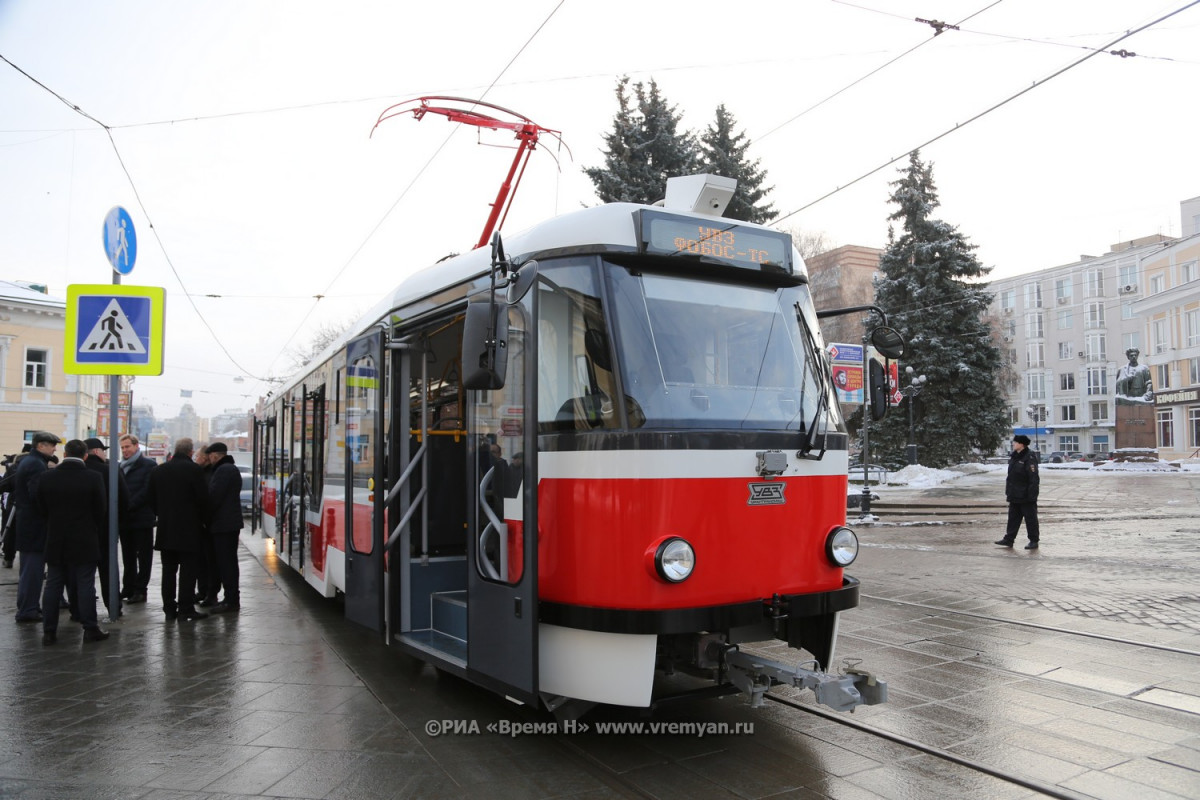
2, 1, 1197, 419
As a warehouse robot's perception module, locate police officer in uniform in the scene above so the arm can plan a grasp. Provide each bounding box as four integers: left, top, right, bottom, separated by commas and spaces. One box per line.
995, 434, 1040, 550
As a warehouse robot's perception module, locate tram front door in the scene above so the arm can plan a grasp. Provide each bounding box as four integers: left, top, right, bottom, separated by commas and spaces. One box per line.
465, 302, 538, 705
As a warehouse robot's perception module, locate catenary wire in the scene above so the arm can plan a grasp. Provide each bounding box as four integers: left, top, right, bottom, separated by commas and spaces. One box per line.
756, 0, 1006, 142
770, 0, 1200, 228
257, 0, 568, 383
0, 2, 567, 391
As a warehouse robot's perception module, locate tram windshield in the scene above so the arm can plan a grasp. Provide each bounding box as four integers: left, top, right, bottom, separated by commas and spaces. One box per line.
605, 265, 840, 432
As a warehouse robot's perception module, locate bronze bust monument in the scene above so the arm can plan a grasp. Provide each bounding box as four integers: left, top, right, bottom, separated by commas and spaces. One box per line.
1115, 347, 1153, 404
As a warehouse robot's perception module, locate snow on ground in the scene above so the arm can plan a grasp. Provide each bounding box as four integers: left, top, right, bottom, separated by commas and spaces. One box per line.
879, 465, 964, 488
859, 459, 1199, 492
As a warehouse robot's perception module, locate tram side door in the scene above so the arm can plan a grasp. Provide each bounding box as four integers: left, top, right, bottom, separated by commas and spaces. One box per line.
466, 302, 538, 705
344, 329, 385, 632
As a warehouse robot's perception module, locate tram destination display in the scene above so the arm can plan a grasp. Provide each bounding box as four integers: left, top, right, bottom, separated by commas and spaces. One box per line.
637, 210, 793, 274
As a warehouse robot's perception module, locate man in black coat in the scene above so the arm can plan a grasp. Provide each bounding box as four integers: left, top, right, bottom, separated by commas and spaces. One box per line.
194, 443, 219, 607
13, 431, 59, 623
35, 439, 109, 644
996, 434, 1041, 550
205, 442, 243, 613
118, 434, 156, 602
84, 437, 129, 618
146, 438, 210, 621
0, 444, 30, 568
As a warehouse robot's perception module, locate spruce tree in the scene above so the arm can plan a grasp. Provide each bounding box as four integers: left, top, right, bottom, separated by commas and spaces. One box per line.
868, 151, 1009, 468
698, 105, 775, 223
585, 77, 698, 205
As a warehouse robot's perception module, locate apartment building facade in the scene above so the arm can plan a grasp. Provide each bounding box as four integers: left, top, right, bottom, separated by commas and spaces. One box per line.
1135, 197, 1200, 460
989, 197, 1200, 458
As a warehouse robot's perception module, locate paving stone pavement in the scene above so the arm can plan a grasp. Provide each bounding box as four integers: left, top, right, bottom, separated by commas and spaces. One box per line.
859, 465, 1200, 633
0, 466, 1197, 799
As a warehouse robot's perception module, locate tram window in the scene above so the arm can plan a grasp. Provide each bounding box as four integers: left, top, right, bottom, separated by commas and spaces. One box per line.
535, 260, 620, 433
606, 265, 833, 432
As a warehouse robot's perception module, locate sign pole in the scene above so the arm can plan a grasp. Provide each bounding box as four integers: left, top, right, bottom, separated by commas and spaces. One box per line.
107, 273, 122, 623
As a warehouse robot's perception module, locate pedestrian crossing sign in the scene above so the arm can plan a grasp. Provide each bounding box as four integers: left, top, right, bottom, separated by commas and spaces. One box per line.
64, 284, 166, 375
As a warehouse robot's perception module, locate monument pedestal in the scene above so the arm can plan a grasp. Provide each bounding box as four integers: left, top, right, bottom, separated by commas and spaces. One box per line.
1115, 402, 1156, 452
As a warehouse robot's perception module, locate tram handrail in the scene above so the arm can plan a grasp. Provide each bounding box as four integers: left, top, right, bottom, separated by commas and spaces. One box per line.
477, 466, 507, 581
387, 440, 427, 507
387, 485, 427, 550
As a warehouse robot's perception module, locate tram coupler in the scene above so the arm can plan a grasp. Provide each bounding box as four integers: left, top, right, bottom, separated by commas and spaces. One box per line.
722, 647, 887, 712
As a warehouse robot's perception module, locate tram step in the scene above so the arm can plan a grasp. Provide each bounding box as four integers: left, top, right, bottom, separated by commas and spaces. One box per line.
431, 590, 467, 641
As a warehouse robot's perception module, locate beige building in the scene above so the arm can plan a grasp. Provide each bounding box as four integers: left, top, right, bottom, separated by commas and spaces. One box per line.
1136, 196, 1200, 460
806, 245, 882, 347
0, 280, 105, 447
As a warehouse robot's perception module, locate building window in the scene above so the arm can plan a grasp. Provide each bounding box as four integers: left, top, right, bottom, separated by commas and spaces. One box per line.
1087, 367, 1108, 396
1085, 268, 1104, 298
1182, 261, 1198, 284
1027, 342, 1045, 369
1122, 302, 1134, 320
1058, 342, 1074, 360
1058, 434, 1079, 451
24, 348, 48, 389
1026, 313, 1044, 339
1006, 319, 1017, 338
1090, 401, 1109, 421
1060, 405, 1076, 421
1092, 434, 1109, 454
1156, 363, 1170, 390
1024, 282, 1043, 309
1008, 348, 1017, 364
1119, 262, 1138, 287
1186, 309, 1199, 348
1054, 277, 1072, 304
1084, 333, 1106, 363
1057, 309, 1073, 329
1086, 302, 1105, 329
1152, 319, 1169, 354
1008, 407, 1020, 424
1149, 273, 1166, 294
1157, 408, 1174, 448
1060, 372, 1075, 391
1000, 289, 1015, 312
1027, 372, 1046, 401
1190, 357, 1200, 386
1189, 406, 1200, 448
1123, 331, 1141, 353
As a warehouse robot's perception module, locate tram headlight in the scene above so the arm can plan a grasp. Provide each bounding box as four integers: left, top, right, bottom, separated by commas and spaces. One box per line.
654, 537, 696, 583
825, 526, 859, 567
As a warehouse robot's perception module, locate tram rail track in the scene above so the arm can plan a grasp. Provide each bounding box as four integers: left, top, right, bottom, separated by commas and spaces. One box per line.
763, 692, 1095, 800
862, 594, 1200, 657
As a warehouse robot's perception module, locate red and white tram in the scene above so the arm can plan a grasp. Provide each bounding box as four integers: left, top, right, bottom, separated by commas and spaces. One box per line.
252, 175, 899, 715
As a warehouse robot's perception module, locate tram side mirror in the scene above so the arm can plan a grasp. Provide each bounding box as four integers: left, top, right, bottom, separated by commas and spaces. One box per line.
507, 260, 538, 304
463, 298, 508, 390
868, 358, 889, 421
870, 326, 906, 360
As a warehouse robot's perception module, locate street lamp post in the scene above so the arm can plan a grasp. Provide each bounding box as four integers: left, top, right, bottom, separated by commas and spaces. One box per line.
901, 366, 928, 465
1025, 405, 1043, 453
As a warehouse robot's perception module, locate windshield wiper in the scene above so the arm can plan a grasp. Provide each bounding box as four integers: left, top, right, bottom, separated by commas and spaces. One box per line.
794, 303, 829, 460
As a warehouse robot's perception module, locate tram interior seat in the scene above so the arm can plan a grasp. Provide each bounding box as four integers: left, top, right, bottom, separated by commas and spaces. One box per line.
550, 393, 611, 431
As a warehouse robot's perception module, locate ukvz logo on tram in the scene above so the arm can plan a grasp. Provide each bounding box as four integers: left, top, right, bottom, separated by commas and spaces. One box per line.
747, 482, 786, 506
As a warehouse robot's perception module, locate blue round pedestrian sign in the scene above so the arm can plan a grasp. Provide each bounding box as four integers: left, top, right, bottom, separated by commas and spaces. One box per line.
102, 206, 137, 275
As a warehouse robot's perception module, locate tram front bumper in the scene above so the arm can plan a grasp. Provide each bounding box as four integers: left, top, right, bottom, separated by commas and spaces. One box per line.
770, 576, 860, 670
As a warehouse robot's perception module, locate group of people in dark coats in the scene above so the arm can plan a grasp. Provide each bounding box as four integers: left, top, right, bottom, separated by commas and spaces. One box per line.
3, 431, 245, 642
146, 438, 243, 621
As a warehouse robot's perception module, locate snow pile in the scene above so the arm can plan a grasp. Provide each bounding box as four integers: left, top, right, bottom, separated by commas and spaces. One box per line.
1093, 459, 1182, 473
882, 464, 962, 488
